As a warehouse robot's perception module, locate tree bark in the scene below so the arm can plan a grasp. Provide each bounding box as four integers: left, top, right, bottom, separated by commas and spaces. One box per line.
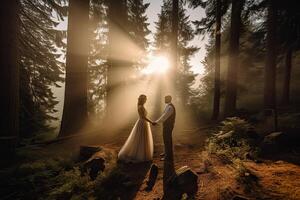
264, 0, 277, 111
0, 0, 19, 156
59, 0, 89, 137
0, 0, 20, 135
281, 47, 292, 105
224, 0, 244, 117
212, 0, 221, 120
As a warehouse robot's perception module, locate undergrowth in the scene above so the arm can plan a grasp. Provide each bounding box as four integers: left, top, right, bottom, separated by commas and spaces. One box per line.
0, 148, 119, 200
207, 117, 261, 163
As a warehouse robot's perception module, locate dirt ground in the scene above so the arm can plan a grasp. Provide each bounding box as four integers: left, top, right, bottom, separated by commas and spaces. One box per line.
104, 135, 300, 200
11, 121, 300, 200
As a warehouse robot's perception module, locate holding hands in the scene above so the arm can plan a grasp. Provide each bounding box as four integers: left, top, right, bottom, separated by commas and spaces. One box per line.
151, 121, 157, 126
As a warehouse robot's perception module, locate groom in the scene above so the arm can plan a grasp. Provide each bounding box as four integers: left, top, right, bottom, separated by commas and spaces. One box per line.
153, 95, 176, 158
153, 95, 176, 194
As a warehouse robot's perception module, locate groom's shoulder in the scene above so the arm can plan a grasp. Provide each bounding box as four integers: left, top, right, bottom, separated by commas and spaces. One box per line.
169, 103, 176, 109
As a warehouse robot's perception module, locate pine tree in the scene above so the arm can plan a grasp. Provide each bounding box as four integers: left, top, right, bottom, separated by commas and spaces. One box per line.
19, 0, 67, 137
59, 0, 90, 137
154, 0, 198, 106
278, 2, 300, 105
190, 0, 230, 119
224, 0, 244, 117
88, 0, 109, 119
128, 0, 151, 56
213, 0, 222, 120
0, 0, 20, 156
263, 0, 277, 111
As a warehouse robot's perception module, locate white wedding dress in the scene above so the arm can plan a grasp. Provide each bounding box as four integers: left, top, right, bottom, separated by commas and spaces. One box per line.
118, 105, 153, 162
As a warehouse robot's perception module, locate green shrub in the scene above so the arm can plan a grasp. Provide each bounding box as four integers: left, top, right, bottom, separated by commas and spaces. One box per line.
94, 167, 134, 200
47, 168, 93, 200
17, 161, 48, 176
207, 117, 260, 162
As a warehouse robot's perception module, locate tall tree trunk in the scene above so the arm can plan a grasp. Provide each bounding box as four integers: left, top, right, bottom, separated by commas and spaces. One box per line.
281, 47, 292, 105
224, 0, 244, 117
212, 0, 221, 120
0, 0, 19, 157
264, 0, 277, 111
162, 1, 178, 199
106, 0, 130, 121
59, 0, 89, 137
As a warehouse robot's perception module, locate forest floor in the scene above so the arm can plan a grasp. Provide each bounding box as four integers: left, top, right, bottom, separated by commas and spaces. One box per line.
1, 118, 300, 200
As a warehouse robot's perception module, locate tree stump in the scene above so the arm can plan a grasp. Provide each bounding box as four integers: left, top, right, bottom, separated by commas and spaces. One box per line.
79, 145, 102, 161
145, 164, 159, 191
82, 157, 105, 180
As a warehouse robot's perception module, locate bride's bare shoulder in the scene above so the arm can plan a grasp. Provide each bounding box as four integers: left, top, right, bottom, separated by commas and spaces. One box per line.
138, 105, 146, 113
138, 105, 145, 110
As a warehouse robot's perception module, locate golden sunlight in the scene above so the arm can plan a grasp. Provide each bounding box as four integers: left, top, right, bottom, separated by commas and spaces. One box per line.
141, 55, 170, 75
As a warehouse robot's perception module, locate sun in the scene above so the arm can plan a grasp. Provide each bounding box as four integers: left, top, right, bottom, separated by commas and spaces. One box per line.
141, 55, 170, 75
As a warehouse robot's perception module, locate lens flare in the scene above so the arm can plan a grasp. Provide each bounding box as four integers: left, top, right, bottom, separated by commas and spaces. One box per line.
142, 56, 170, 75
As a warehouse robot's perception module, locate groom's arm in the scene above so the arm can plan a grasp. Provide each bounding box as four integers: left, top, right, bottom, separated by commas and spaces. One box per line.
155, 105, 174, 123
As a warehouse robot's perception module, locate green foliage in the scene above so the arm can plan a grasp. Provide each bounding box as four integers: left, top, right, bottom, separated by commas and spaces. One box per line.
207, 117, 260, 161
0, 147, 124, 199
188, 0, 231, 35
47, 169, 93, 200
88, 1, 109, 118
128, 0, 151, 53
94, 167, 133, 200
19, 0, 67, 137
16, 157, 74, 176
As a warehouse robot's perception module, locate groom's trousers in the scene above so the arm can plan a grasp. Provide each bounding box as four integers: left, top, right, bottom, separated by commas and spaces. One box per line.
163, 125, 174, 161
162, 125, 175, 177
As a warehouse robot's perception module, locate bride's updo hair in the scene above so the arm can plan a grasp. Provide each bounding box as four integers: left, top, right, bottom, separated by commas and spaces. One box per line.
138, 94, 147, 106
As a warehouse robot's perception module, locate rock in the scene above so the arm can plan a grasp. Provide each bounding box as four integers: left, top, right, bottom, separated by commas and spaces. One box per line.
173, 166, 198, 196
260, 132, 284, 154
146, 164, 159, 191
79, 145, 102, 161
82, 157, 105, 180
264, 132, 283, 141
275, 160, 285, 164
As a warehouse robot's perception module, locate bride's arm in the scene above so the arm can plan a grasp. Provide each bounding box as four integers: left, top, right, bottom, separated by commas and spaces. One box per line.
138, 106, 153, 123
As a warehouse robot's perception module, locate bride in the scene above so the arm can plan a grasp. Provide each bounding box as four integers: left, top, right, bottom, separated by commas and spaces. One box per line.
118, 94, 155, 163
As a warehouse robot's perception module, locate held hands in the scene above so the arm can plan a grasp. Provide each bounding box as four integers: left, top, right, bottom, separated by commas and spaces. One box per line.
151, 121, 157, 126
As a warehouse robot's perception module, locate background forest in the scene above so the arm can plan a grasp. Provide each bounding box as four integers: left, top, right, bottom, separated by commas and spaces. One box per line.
1, 0, 300, 199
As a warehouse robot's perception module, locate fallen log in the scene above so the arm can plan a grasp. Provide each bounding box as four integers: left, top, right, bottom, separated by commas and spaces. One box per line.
79, 145, 102, 161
